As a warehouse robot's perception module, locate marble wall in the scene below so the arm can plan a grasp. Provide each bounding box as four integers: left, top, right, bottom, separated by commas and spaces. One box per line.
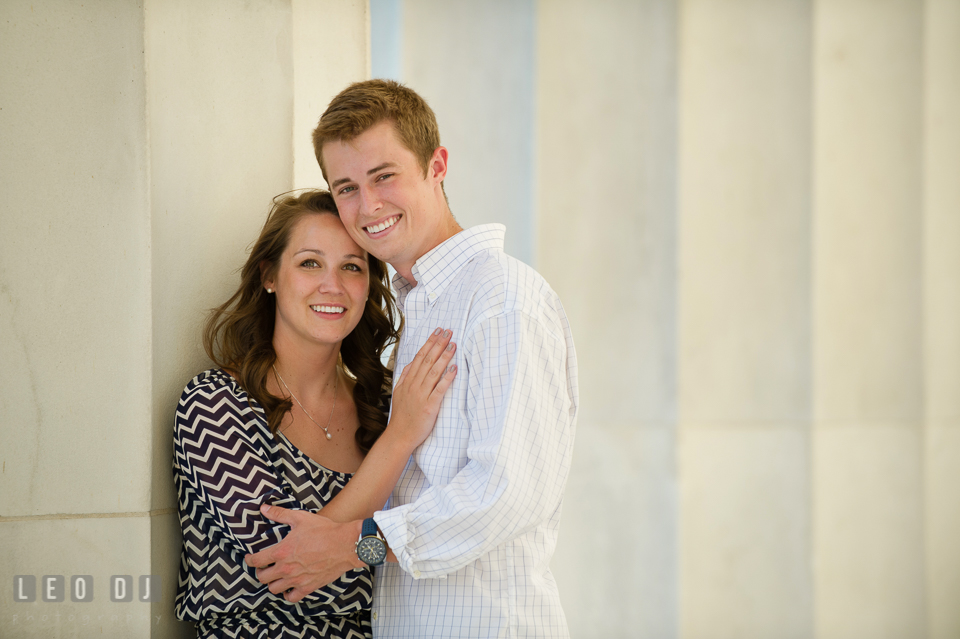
0, 1, 366, 637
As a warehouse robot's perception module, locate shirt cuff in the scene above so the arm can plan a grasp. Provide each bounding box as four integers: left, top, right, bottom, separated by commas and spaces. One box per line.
373, 507, 446, 580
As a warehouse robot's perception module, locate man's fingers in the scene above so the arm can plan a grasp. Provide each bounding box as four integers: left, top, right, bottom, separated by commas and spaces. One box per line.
268, 578, 293, 595
245, 505, 302, 570
259, 503, 299, 525
285, 586, 311, 603
245, 547, 276, 569
253, 563, 280, 584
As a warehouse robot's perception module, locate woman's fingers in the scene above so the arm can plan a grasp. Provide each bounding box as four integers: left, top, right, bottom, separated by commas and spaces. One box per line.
402, 327, 443, 379
411, 332, 455, 391
430, 363, 457, 400
403, 328, 453, 386
423, 340, 456, 387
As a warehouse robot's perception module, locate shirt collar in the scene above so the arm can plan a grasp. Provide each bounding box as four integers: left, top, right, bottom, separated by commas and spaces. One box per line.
392, 224, 506, 304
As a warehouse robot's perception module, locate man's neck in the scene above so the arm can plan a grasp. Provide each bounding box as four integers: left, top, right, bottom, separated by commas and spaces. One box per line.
394, 218, 463, 286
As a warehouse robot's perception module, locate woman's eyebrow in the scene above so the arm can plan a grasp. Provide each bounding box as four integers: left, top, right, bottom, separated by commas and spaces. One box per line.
294, 248, 367, 261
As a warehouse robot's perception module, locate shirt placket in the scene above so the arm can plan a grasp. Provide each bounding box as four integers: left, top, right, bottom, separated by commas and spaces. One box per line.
396, 284, 432, 379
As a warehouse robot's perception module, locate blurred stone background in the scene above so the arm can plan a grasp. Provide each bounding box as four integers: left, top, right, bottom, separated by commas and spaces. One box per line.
2, 1, 957, 637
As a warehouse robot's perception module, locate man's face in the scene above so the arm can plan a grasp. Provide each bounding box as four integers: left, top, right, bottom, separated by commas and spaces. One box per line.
323, 120, 447, 279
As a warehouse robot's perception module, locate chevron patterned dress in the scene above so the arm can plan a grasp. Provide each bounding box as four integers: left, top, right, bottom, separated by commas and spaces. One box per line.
173, 369, 373, 638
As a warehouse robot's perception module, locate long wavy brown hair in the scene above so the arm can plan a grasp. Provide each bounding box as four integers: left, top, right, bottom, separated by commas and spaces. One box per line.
203, 190, 401, 453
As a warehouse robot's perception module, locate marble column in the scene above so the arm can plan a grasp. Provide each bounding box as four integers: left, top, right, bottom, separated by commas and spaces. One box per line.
812, 1, 926, 638
677, 1, 813, 637
538, 1, 679, 636
923, 2, 960, 638
401, 0, 536, 264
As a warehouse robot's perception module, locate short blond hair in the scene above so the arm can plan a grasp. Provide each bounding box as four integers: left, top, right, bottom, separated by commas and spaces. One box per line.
312, 79, 441, 182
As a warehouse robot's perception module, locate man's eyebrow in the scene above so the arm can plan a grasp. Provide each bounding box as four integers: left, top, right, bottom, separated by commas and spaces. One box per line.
329, 162, 397, 190
366, 162, 396, 176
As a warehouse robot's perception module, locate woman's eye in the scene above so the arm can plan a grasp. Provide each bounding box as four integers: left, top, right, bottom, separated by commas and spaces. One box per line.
344, 263, 363, 272
301, 259, 319, 268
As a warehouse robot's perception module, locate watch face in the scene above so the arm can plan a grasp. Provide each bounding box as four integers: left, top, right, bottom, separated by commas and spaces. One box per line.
357, 537, 387, 566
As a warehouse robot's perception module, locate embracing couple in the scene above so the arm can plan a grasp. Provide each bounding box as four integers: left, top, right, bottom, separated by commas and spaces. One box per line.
172, 80, 579, 639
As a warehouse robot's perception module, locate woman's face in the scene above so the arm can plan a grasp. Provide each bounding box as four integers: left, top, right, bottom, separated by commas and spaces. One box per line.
265, 213, 370, 349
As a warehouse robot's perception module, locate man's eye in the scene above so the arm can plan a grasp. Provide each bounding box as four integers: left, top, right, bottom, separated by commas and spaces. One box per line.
376, 173, 393, 182
338, 185, 356, 195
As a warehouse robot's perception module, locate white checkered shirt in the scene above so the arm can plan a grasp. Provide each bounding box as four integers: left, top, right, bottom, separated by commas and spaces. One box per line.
372, 224, 579, 638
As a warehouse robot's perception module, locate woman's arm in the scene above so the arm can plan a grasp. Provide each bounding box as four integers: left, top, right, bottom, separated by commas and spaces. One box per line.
319, 327, 457, 523
174, 372, 308, 554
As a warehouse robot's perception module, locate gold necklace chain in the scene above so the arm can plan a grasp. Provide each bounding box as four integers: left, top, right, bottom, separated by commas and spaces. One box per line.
272, 364, 338, 440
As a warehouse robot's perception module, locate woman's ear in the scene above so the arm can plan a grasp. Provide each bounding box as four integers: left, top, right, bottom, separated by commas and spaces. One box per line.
260, 260, 275, 294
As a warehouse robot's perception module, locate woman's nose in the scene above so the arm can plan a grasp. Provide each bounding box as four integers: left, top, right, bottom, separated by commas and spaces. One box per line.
317, 270, 345, 294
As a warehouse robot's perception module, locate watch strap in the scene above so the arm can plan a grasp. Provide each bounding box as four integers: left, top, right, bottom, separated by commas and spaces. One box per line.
361, 517, 380, 539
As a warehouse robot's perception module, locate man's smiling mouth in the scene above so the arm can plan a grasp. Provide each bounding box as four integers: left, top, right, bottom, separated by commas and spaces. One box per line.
364, 215, 401, 235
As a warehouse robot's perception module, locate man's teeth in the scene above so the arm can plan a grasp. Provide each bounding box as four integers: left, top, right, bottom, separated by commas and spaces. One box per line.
365, 216, 399, 234
311, 305, 344, 313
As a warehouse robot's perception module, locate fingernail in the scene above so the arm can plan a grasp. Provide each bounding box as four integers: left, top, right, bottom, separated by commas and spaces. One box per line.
434, 327, 442, 336
446, 342, 455, 351
261, 504, 271, 513
448, 364, 457, 374
443, 329, 451, 338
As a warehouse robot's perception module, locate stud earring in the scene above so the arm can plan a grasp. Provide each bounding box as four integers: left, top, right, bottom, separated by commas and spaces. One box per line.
266, 288, 273, 293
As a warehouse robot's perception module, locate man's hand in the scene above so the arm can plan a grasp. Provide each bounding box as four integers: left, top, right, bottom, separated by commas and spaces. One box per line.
244, 504, 363, 603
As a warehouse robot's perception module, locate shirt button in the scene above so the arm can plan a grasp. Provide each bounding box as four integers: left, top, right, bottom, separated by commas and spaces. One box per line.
428, 292, 437, 300
413, 570, 421, 579
372, 612, 378, 620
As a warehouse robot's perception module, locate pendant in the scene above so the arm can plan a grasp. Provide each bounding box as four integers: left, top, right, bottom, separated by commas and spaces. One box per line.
325, 432, 332, 440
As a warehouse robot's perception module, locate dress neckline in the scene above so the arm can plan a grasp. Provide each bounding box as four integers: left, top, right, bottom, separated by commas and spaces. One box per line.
212, 368, 355, 478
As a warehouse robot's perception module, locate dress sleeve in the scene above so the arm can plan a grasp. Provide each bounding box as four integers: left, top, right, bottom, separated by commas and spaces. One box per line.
373, 307, 578, 578
173, 375, 308, 555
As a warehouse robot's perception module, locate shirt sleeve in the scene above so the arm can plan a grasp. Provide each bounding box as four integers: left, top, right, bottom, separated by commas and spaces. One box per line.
374, 306, 578, 578
173, 376, 310, 556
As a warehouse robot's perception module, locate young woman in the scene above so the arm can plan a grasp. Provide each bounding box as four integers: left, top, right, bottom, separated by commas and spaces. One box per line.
173, 190, 455, 638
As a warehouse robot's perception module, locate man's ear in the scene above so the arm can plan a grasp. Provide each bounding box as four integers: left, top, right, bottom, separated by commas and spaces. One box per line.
428, 146, 448, 185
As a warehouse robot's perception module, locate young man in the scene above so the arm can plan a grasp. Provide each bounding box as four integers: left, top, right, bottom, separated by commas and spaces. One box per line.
246, 80, 579, 638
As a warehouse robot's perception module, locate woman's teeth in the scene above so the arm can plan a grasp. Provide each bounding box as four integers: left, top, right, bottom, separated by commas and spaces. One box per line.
366, 215, 399, 234
311, 305, 344, 313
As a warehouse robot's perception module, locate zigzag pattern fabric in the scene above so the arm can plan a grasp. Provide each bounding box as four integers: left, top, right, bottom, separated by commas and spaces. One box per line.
173, 369, 372, 638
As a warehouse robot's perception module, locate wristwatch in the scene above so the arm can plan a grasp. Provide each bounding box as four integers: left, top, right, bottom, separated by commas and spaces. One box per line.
355, 518, 388, 566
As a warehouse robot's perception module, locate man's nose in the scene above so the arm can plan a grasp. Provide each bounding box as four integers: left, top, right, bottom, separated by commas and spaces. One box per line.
359, 186, 382, 215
